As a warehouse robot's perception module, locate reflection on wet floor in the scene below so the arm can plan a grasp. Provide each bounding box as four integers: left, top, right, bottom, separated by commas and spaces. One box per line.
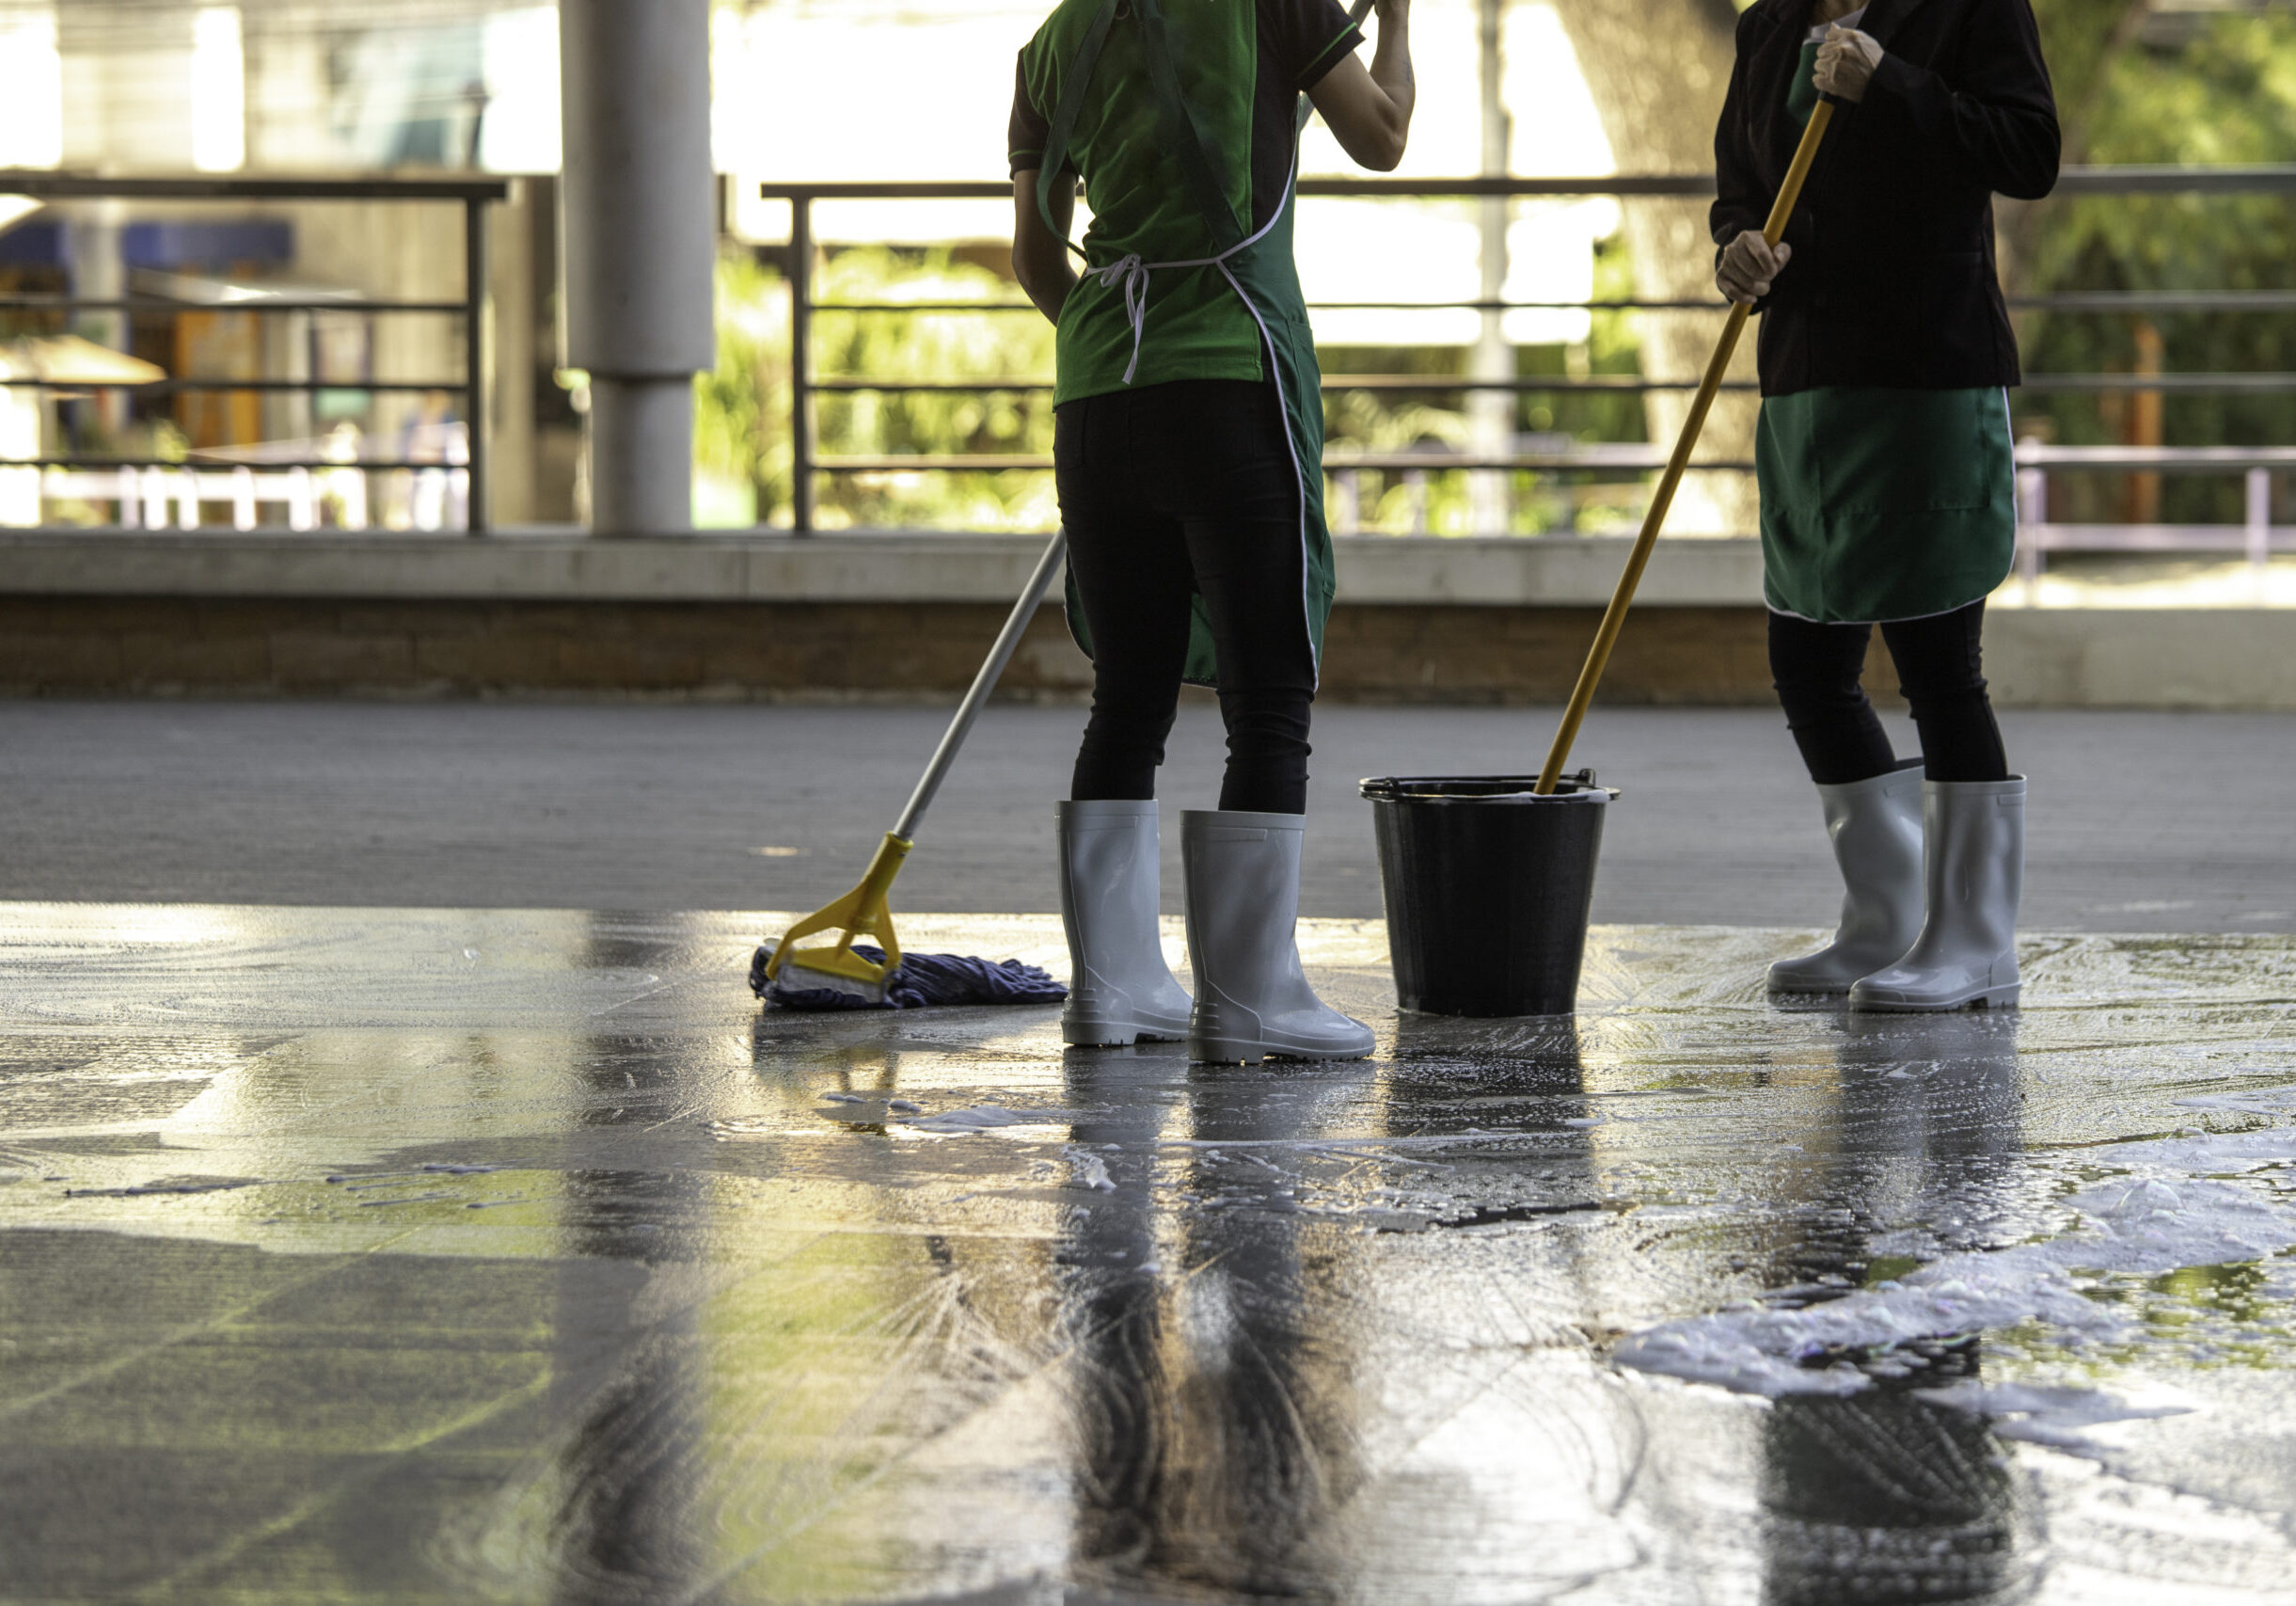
4, 905, 2296, 1602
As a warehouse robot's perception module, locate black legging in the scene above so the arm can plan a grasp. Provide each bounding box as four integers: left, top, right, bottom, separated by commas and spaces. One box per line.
1056, 378, 1316, 814
1768, 601, 2010, 785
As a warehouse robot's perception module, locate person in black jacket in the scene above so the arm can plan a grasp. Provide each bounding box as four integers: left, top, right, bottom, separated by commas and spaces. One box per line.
1712, 0, 2058, 1012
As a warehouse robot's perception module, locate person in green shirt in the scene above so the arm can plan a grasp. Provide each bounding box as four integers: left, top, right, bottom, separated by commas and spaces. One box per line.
1714, 0, 2057, 1012
1008, 0, 1414, 1064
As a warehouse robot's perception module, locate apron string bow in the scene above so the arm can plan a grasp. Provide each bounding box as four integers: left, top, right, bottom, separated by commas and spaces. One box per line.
1093, 253, 1153, 385
1089, 191, 1291, 387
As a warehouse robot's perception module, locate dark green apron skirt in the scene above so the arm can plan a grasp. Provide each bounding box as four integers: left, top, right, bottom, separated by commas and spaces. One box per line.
1756, 385, 2019, 624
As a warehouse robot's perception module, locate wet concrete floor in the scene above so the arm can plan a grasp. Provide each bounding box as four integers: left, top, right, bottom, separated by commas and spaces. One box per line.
5, 904, 2296, 1602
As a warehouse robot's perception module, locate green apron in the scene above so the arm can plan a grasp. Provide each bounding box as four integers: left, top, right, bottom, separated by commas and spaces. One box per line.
1758, 35, 2019, 625
1037, 0, 1355, 687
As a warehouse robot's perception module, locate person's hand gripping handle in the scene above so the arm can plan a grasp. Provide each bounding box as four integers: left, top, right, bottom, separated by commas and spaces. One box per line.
1533, 97, 1839, 795
1717, 231, 1789, 306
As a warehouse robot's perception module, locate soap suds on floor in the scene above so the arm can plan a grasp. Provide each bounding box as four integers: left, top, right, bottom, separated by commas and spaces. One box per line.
1915, 1379, 2193, 1451
1617, 1121, 2296, 1402
1062, 1146, 1117, 1191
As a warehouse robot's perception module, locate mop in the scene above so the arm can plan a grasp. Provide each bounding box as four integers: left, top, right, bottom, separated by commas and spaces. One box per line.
1534, 98, 1838, 792
754, 534, 1072, 1011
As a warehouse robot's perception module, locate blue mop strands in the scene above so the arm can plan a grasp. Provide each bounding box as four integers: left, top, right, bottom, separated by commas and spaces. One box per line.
752, 945, 1067, 1012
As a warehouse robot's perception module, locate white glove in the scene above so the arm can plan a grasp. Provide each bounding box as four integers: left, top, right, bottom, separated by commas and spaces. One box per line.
1813, 24, 1883, 103
1717, 230, 1792, 305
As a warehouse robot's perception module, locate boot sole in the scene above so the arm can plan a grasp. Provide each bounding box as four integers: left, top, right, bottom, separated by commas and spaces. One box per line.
1188, 1037, 1373, 1066
1768, 955, 1919, 995
1063, 1019, 1189, 1047
1766, 978, 1855, 997
1851, 983, 2021, 1013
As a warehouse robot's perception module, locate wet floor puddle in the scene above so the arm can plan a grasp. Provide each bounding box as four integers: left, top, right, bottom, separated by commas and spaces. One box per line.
3, 905, 2295, 1602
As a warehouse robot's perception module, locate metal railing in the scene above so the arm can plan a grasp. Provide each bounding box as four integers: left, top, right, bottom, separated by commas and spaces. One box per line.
0, 173, 506, 533
2015, 447, 2296, 585
768, 170, 2296, 575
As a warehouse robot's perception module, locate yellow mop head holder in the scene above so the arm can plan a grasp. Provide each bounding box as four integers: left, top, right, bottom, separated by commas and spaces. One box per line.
763, 832, 913, 990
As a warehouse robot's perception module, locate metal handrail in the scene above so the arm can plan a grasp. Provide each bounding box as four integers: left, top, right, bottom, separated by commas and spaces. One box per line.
6, 455, 467, 470
806, 445, 2296, 475
0, 297, 473, 314
0, 173, 509, 201
0, 173, 500, 533
808, 292, 2296, 314
2014, 444, 2296, 470
805, 372, 2296, 395
762, 167, 2296, 200
815, 453, 1758, 473
764, 168, 2296, 545
0, 379, 477, 395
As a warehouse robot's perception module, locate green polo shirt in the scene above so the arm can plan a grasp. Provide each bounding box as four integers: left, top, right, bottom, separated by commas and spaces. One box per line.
1009, 0, 1362, 405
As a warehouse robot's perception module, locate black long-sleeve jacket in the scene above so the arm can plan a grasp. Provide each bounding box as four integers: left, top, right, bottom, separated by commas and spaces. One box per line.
1712, 0, 2060, 395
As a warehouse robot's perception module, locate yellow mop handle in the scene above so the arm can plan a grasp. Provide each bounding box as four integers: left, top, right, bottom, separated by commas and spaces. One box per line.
1535, 100, 1836, 795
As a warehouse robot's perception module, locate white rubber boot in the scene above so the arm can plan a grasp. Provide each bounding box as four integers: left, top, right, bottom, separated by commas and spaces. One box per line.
1180, 809, 1374, 1064
1768, 759, 1926, 994
1851, 776, 2026, 1012
1058, 800, 1193, 1046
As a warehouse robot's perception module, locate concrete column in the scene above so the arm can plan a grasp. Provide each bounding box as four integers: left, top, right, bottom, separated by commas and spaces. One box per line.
64, 201, 129, 437
559, 0, 716, 535
488, 179, 539, 527
64, 203, 125, 352
1467, 0, 1513, 536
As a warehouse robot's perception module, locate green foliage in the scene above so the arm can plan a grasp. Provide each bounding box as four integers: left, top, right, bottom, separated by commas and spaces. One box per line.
698, 13, 2296, 537
696, 246, 1058, 531
695, 252, 791, 526
810, 247, 1060, 530
2026, 0, 2149, 156
2017, 8, 2296, 524
1319, 344, 1471, 534
701, 233, 1655, 536
1316, 231, 1649, 535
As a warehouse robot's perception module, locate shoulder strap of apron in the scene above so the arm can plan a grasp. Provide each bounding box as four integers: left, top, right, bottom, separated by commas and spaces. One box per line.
1034, 0, 1118, 244
1035, 0, 1250, 254
1132, 0, 1245, 251
1037, 0, 1377, 257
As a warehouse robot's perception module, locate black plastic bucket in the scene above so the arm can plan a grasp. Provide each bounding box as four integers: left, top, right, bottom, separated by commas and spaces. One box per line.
1359, 771, 1618, 1018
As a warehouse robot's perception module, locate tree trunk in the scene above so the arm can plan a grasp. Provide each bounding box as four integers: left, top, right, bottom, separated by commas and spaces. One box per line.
1549, 0, 1752, 534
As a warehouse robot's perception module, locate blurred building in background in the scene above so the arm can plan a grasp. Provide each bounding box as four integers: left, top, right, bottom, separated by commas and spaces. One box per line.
0, 0, 2291, 707
0, 0, 1640, 535
0, 0, 562, 528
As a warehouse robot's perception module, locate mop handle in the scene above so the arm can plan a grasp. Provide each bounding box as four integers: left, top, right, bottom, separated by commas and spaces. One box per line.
1534, 100, 1837, 795
892, 531, 1069, 843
